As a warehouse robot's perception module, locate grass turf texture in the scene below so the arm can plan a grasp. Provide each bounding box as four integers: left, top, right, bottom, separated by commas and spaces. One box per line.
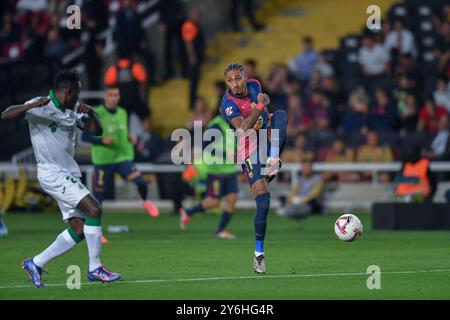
0, 211, 450, 299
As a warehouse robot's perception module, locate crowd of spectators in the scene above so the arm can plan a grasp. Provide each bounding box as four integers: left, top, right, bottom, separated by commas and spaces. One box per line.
177, 1, 450, 183
1, 0, 267, 159
268, 1, 450, 183
2, 0, 450, 186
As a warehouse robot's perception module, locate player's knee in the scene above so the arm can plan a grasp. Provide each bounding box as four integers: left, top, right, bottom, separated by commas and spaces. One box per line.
133, 175, 146, 187
224, 204, 236, 213
203, 197, 220, 209
88, 202, 102, 218
210, 198, 221, 207
252, 179, 269, 195
129, 172, 144, 183
228, 193, 238, 203
225, 194, 238, 211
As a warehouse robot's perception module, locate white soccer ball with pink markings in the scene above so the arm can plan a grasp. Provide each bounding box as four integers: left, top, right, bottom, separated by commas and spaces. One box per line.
334, 214, 363, 242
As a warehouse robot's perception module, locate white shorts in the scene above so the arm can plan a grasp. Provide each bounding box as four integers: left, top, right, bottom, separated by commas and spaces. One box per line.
38, 170, 91, 222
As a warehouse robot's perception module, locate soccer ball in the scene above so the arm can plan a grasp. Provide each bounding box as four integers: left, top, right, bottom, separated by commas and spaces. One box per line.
334, 214, 363, 242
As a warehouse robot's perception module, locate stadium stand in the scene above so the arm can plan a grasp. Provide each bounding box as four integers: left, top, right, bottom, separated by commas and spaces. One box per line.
1, 0, 450, 211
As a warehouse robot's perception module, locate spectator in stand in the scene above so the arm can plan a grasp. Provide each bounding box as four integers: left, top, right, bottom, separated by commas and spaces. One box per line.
181, 6, 205, 110
307, 89, 334, 131
313, 53, 334, 78
114, 0, 145, 57
323, 138, 359, 182
284, 74, 302, 96
393, 54, 420, 93
188, 96, 211, 130
308, 69, 323, 92
356, 131, 393, 182
393, 73, 417, 122
83, 0, 109, 92
210, 80, 226, 112
47, 0, 70, 17
281, 133, 314, 164
398, 94, 419, 134
104, 53, 150, 122
423, 116, 450, 161
322, 76, 344, 106
135, 118, 164, 163
433, 77, 450, 112
0, 11, 23, 59
286, 94, 312, 142
309, 54, 335, 92
359, 33, 389, 76
243, 58, 262, 83
159, 0, 187, 79
43, 26, 69, 59
229, 0, 264, 32
436, 21, 450, 78
384, 18, 417, 58
417, 96, 448, 133
342, 92, 370, 139
43, 26, 69, 82
264, 62, 289, 111
16, 0, 47, 12
278, 160, 324, 219
379, 19, 392, 43
22, 10, 50, 61
289, 36, 318, 84
369, 88, 397, 132
358, 33, 390, 94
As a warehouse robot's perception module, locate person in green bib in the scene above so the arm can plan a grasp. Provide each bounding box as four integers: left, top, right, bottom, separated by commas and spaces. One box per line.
82, 86, 159, 241
179, 106, 239, 239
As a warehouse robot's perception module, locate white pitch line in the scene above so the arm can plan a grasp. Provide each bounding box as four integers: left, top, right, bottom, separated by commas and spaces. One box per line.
1, 269, 450, 290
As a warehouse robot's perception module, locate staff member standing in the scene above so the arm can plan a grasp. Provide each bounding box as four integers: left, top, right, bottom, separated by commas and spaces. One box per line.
82, 86, 159, 243
103, 54, 149, 121
181, 7, 205, 110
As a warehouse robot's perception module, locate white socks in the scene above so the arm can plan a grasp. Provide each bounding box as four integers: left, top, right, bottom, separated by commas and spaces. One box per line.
83, 225, 102, 272
32, 224, 103, 273
33, 229, 77, 268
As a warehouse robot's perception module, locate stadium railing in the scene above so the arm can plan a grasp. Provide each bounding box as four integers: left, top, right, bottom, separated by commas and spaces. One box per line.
5, 161, 450, 184
2, 162, 450, 211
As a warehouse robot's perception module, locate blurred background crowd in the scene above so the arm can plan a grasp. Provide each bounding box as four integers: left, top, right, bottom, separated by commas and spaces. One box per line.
1, 0, 449, 186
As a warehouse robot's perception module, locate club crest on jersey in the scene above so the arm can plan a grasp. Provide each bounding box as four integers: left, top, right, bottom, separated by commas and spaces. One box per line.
225, 106, 233, 116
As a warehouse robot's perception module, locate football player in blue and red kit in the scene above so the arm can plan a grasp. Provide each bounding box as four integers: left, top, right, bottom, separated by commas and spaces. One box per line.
221, 63, 288, 274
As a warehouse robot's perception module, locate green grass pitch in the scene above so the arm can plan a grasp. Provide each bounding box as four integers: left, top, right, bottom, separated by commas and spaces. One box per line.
1, 210, 450, 299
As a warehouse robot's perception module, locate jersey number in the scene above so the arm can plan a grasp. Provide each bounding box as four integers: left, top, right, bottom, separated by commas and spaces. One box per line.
97, 170, 104, 186
244, 158, 253, 173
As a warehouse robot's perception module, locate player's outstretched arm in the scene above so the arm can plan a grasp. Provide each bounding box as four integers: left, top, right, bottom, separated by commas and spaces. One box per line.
1, 97, 50, 121
78, 103, 103, 136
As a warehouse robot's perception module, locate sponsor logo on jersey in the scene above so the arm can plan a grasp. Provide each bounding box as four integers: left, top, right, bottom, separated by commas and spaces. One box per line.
49, 122, 58, 132
48, 122, 75, 135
